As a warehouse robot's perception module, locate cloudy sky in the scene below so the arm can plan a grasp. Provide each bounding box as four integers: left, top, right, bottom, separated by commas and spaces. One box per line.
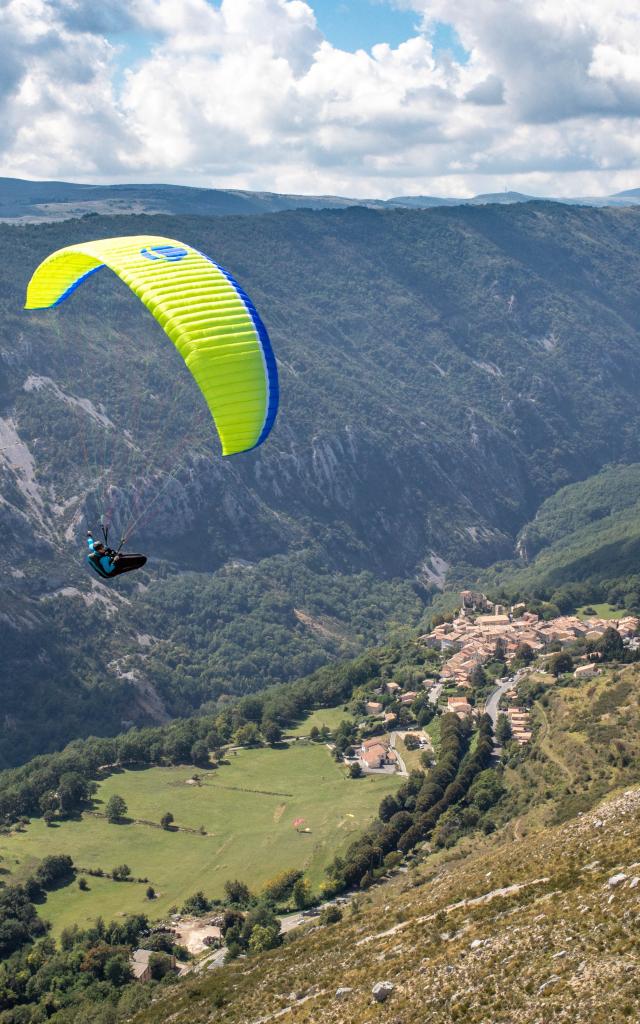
2, 0, 640, 198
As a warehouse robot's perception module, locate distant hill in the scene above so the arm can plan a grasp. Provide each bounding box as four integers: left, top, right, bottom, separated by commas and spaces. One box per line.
386, 193, 541, 208
386, 194, 459, 208
0, 176, 379, 222
469, 190, 536, 204
4, 176, 640, 223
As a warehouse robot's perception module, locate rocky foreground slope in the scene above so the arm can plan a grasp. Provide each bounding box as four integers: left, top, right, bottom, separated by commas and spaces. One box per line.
134, 784, 640, 1024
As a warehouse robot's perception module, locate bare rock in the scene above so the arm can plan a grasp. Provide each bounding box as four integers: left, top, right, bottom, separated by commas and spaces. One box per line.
607, 873, 628, 888
335, 988, 352, 1000
372, 981, 395, 1003
538, 974, 560, 994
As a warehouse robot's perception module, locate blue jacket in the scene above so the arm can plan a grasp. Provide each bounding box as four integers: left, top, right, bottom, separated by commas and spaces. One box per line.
87, 536, 116, 576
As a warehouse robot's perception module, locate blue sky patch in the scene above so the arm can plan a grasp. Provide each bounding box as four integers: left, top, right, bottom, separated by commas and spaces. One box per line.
429, 19, 469, 64
311, 0, 419, 51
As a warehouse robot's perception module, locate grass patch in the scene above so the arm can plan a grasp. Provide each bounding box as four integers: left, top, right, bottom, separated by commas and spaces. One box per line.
288, 705, 353, 737
576, 603, 627, 620
425, 716, 441, 755
0, 743, 399, 935
397, 736, 425, 773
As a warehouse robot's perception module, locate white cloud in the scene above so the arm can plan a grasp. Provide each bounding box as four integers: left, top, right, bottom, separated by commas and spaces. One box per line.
0, 0, 136, 176
0, 0, 640, 197
414, 0, 640, 121
463, 74, 504, 106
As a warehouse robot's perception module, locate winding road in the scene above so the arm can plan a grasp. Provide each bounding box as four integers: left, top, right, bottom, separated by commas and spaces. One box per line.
484, 675, 515, 728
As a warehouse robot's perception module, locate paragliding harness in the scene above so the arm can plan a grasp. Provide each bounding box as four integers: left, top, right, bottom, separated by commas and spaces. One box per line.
86, 525, 147, 581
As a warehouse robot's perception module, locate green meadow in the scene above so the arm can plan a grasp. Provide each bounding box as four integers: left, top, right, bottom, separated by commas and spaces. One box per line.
576, 604, 628, 621
0, 741, 399, 935
288, 705, 354, 736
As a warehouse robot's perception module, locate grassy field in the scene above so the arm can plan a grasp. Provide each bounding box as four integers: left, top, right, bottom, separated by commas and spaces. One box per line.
397, 735, 425, 773
288, 705, 353, 736
576, 603, 627, 620
0, 742, 400, 935
425, 716, 441, 754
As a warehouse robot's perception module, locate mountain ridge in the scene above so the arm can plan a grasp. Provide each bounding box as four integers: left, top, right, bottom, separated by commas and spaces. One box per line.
4, 176, 640, 223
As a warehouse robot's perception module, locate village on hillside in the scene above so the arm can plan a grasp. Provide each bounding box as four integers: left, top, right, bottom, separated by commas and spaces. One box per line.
419, 590, 639, 689
349, 591, 639, 766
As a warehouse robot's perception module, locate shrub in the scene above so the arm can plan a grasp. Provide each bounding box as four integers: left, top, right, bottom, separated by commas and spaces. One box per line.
224, 879, 252, 906
181, 891, 211, 916
36, 854, 75, 889
105, 795, 128, 823
149, 951, 174, 980
261, 869, 303, 904
248, 923, 280, 954
319, 904, 342, 925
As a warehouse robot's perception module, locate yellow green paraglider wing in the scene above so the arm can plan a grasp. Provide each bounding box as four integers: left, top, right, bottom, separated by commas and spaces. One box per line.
24, 235, 278, 456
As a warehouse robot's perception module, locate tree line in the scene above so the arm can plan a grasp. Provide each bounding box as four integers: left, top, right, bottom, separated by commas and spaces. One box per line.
324, 712, 497, 893
0, 888, 182, 1022
0, 650, 385, 826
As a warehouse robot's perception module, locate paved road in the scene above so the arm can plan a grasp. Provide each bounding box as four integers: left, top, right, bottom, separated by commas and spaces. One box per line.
428, 683, 444, 706
484, 675, 516, 728
196, 947, 227, 972
389, 732, 408, 776
279, 911, 306, 934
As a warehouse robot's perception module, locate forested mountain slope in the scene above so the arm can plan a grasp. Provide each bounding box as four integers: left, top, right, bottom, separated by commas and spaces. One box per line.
4, 202, 640, 764
461, 464, 640, 610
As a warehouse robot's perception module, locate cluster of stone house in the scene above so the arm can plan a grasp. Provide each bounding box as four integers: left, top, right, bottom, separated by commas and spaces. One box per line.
500, 689, 533, 744
364, 683, 421, 726
420, 594, 638, 688
445, 692, 531, 743
358, 736, 398, 770
446, 695, 474, 718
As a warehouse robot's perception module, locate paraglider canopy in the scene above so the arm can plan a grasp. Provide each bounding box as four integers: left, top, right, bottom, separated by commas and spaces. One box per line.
25, 235, 278, 456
